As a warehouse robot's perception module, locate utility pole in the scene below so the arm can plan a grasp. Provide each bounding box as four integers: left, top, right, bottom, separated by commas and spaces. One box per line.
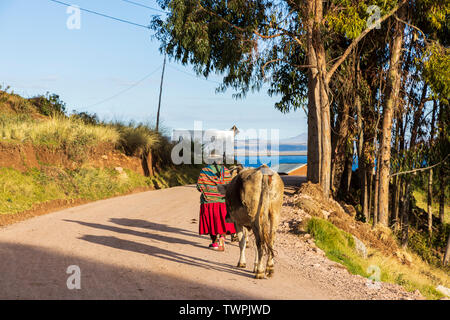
156, 53, 166, 132
230, 125, 239, 164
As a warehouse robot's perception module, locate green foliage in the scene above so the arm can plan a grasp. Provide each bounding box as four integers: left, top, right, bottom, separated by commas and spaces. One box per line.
326, 2, 367, 39
30, 92, 67, 116
407, 229, 441, 265
307, 217, 367, 276
420, 44, 450, 105
70, 111, 99, 125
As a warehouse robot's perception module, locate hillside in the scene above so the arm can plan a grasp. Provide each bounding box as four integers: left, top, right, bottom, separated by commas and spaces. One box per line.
0, 88, 201, 225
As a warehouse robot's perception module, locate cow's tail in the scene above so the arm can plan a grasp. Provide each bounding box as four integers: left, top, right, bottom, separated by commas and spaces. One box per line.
257, 166, 274, 257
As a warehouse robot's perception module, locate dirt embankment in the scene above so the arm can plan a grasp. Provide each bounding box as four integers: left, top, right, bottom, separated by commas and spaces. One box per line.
0, 142, 145, 174
0, 142, 154, 227
279, 185, 424, 300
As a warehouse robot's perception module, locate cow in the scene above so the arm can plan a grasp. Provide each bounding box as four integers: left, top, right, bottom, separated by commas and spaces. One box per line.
218, 164, 284, 279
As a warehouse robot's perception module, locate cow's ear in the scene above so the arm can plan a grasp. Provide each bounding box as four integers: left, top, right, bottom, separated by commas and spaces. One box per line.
217, 184, 228, 195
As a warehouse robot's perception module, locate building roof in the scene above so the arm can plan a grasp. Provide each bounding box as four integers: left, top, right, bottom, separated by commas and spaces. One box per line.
271, 163, 306, 175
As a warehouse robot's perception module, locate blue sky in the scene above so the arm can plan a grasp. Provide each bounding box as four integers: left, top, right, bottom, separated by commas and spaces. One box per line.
0, 0, 307, 139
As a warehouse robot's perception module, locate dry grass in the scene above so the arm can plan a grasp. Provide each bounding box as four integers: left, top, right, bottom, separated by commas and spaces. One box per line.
0, 115, 120, 147
413, 189, 450, 224
298, 183, 450, 299
366, 247, 450, 299
296, 182, 399, 256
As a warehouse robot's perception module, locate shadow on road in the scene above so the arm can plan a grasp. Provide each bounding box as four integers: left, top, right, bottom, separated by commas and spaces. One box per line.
79, 235, 254, 279
109, 218, 199, 238
0, 241, 259, 299
64, 219, 202, 248
63, 219, 254, 279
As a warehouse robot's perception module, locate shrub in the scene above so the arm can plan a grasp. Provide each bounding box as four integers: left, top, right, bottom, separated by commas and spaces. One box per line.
113, 122, 160, 157
29, 92, 66, 116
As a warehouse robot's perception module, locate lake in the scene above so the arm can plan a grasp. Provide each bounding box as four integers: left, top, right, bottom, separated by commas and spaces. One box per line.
236, 155, 307, 167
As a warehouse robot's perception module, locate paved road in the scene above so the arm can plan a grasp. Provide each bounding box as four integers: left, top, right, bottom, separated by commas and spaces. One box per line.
0, 184, 331, 299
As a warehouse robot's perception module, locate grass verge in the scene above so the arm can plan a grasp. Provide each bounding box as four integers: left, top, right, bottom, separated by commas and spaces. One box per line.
0, 165, 200, 215
307, 217, 450, 299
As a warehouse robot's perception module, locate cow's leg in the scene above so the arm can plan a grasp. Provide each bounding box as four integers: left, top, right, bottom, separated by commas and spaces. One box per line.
253, 238, 258, 273
236, 225, 247, 268
265, 244, 275, 277
266, 205, 281, 277
252, 227, 265, 279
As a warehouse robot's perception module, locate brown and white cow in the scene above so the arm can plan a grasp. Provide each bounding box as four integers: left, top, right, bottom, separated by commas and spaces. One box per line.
218, 164, 284, 279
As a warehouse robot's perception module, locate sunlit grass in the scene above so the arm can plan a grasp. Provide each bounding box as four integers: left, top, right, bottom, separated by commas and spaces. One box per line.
307, 217, 450, 299
0, 115, 120, 148
0, 165, 200, 215
413, 189, 450, 224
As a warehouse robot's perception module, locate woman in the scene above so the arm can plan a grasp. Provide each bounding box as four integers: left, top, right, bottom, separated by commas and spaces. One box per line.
196, 160, 236, 251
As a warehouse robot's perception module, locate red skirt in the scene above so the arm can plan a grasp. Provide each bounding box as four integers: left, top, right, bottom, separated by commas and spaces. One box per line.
199, 202, 236, 236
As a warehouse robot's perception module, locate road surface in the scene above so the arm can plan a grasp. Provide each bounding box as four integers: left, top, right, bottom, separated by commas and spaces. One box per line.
0, 184, 334, 299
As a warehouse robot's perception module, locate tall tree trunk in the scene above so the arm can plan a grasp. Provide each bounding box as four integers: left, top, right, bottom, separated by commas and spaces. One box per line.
314, 0, 331, 197
427, 169, 433, 237
401, 181, 410, 248
391, 113, 402, 228
306, 0, 332, 198
345, 147, 353, 194
444, 233, 450, 266
377, 8, 405, 226
355, 71, 369, 220
306, 0, 321, 185
368, 169, 373, 222
373, 152, 380, 228
331, 103, 350, 195
439, 172, 445, 224
427, 100, 437, 235
438, 101, 446, 225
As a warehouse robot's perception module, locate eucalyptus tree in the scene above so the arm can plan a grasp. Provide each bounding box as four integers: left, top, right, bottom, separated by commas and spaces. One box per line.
152, 0, 406, 197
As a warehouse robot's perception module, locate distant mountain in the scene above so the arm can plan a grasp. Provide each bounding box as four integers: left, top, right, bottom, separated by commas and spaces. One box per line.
280, 133, 308, 145
235, 133, 308, 152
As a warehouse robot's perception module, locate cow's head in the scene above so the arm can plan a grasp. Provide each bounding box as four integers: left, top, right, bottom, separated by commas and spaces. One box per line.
218, 164, 244, 223
229, 164, 244, 178
217, 184, 234, 223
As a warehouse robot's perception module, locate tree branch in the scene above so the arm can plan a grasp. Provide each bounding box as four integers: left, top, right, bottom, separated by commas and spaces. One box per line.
389, 154, 449, 177
261, 59, 316, 78
326, 0, 407, 84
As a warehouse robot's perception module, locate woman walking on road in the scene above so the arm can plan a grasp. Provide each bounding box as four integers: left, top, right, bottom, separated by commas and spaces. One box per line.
196, 157, 236, 251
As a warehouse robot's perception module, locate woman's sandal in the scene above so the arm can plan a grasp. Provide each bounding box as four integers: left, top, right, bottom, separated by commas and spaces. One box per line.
218, 236, 225, 251
209, 242, 219, 250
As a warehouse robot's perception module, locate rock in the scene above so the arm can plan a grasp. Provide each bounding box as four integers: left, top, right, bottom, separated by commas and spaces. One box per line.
114, 167, 128, 180
341, 203, 357, 218
313, 247, 325, 255
352, 235, 367, 259
436, 285, 450, 297
321, 210, 330, 219
296, 197, 325, 218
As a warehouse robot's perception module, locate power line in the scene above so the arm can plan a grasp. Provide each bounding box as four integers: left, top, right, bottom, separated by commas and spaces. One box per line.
48, 0, 152, 29
167, 64, 222, 84
84, 65, 162, 109
121, 0, 167, 14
